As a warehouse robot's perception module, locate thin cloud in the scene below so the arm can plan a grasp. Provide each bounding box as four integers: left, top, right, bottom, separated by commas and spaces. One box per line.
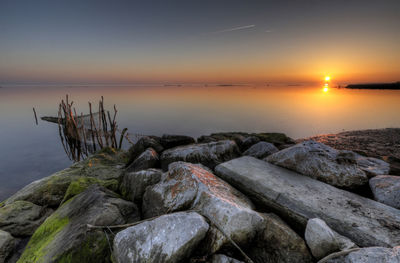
212, 25, 255, 34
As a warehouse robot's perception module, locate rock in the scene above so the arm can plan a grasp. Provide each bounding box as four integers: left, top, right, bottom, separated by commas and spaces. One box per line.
355, 155, 390, 178
248, 213, 312, 263
113, 211, 209, 263
127, 136, 163, 165
241, 136, 261, 151
0, 230, 15, 263
369, 175, 400, 209
126, 148, 159, 172
333, 230, 358, 251
160, 140, 241, 170
326, 246, 400, 263
4, 149, 127, 207
0, 201, 53, 237
215, 156, 400, 247
143, 162, 264, 253
254, 132, 295, 148
197, 132, 294, 150
383, 156, 400, 176
305, 218, 340, 259
61, 177, 118, 204
210, 254, 244, 263
160, 134, 196, 149
266, 140, 368, 188
244, 141, 279, 159
18, 185, 139, 263
120, 169, 162, 203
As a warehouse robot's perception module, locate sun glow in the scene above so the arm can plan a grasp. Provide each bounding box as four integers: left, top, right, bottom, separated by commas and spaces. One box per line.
325, 76, 331, 82
323, 87, 329, 92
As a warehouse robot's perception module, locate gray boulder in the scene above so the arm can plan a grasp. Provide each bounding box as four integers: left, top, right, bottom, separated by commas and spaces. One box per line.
126, 147, 159, 172
0, 230, 15, 263
305, 218, 340, 259
326, 247, 400, 263
355, 155, 390, 178
160, 134, 196, 149
210, 254, 244, 263
266, 140, 368, 188
215, 157, 400, 247
0, 201, 53, 237
241, 136, 261, 151
248, 213, 312, 263
113, 211, 209, 263
369, 175, 400, 209
17, 185, 139, 263
160, 140, 240, 170
244, 141, 278, 159
127, 136, 163, 165
143, 162, 264, 253
120, 169, 162, 203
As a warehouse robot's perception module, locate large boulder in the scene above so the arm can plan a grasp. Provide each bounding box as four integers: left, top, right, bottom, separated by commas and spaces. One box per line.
0, 230, 15, 263
248, 213, 312, 263
17, 185, 139, 263
210, 254, 244, 263
120, 169, 162, 203
305, 218, 340, 259
160, 140, 240, 170
369, 175, 400, 209
160, 134, 196, 149
241, 136, 261, 151
266, 140, 368, 188
244, 141, 278, 159
4, 149, 127, 207
143, 162, 264, 253
113, 211, 209, 263
0, 201, 53, 237
215, 157, 400, 247
127, 136, 163, 165
126, 148, 159, 172
326, 246, 400, 263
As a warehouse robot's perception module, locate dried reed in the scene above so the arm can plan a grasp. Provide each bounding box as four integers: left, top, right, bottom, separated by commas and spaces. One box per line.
57, 95, 125, 162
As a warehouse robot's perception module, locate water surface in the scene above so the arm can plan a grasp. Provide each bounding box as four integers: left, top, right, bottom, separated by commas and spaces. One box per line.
1, 84, 400, 200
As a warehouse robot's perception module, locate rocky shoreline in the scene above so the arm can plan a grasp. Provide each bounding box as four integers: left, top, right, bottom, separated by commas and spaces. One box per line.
1, 130, 399, 263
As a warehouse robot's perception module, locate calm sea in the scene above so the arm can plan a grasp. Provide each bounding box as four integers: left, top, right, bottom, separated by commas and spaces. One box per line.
1, 84, 400, 200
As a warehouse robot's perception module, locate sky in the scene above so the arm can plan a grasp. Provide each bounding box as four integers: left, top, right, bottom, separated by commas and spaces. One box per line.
0, 0, 399, 84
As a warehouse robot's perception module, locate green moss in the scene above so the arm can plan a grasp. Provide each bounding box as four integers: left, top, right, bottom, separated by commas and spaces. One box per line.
0, 201, 5, 207
57, 231, 110, 263
61, 177, 118, 204
17, 215, 69, 263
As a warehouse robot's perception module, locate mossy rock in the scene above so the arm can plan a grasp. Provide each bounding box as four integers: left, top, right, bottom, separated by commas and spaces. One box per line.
4, 148, 127, 208
17, 185, 139, 263
61, 177, 118, 204
0, 200, 53, 237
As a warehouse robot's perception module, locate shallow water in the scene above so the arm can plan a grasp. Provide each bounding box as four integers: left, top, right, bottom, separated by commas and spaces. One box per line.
1, 84, 400, 200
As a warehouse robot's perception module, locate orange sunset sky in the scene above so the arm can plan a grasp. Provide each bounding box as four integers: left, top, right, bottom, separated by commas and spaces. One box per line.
0, 0, 399, 84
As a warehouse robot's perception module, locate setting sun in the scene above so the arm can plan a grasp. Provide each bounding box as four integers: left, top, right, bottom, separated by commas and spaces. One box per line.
325, 76, 331, 82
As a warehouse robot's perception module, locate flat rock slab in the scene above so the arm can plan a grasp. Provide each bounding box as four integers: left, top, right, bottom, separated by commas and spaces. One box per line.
215, 156, 400, 248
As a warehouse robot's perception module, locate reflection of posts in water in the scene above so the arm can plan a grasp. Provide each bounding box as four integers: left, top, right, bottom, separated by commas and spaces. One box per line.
55, 95, 126, 162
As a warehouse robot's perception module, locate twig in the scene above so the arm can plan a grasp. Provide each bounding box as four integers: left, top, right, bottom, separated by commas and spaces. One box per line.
317, 248, 361, 263
32, 107, 38, 125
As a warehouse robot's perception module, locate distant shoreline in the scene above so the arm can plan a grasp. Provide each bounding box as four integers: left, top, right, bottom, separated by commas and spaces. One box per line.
345, 82, 400, 90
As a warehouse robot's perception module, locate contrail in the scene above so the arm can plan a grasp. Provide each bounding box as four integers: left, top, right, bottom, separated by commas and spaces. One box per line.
212, 24, 255, 34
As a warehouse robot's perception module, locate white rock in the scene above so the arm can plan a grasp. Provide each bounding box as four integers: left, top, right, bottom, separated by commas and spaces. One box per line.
113, 211, 209, 263
305, 218, 340, 259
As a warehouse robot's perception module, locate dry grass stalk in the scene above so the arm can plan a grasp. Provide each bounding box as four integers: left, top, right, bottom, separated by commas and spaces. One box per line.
56, 95, 126, 162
